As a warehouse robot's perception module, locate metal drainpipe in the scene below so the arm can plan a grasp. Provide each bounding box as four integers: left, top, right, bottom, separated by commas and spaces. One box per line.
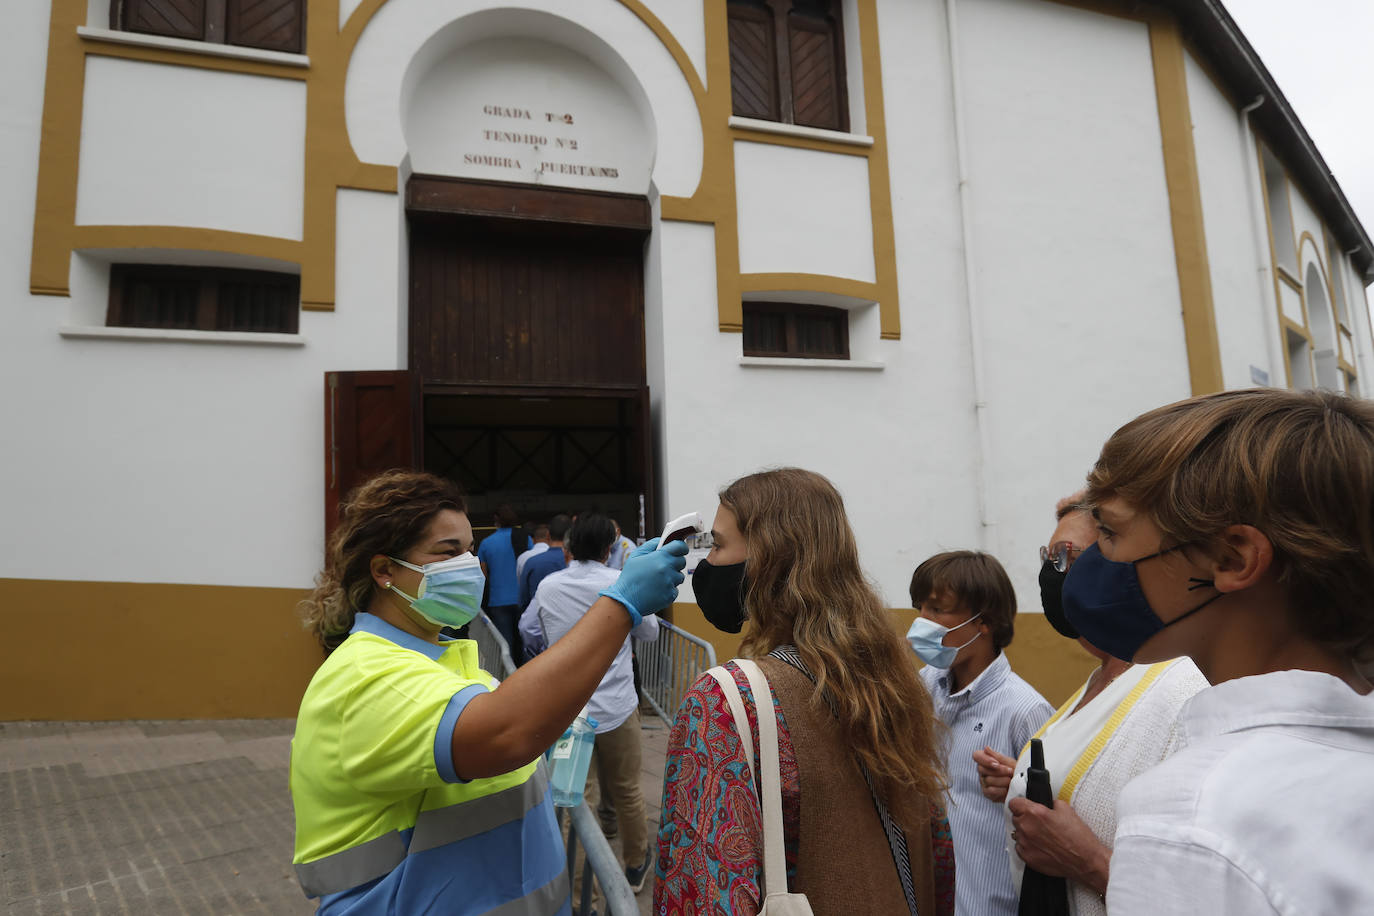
945, 0, 996, 551
1240, 95, 1285, 387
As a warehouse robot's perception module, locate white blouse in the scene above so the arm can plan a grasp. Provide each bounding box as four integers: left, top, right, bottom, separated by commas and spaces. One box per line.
1004, 657, 1207, 916
1108, 669, 1374, 915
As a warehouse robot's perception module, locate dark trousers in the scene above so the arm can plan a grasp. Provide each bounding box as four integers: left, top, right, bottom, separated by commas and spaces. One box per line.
486, 604, 523, 662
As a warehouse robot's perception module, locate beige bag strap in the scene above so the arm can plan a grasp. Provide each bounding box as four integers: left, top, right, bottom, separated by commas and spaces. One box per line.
735, 658, 788, 899
706, 666, 756, 793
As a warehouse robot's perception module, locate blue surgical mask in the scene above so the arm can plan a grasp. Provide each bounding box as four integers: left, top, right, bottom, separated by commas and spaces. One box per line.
388, 552, 485, 629
1062, 542, 1219, 662
906, 613, 983, 669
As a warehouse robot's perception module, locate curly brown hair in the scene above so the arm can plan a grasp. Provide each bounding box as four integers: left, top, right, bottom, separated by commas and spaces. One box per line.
1086, 388, 1374, 669
300, 470, 468, 652
722, 467, 949, 826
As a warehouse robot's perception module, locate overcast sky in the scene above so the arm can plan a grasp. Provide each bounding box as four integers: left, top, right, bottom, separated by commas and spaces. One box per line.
1224, 0, 1374, 285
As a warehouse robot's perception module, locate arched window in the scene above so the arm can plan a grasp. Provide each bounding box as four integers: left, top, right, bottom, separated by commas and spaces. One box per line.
1305, 261, 1342, 390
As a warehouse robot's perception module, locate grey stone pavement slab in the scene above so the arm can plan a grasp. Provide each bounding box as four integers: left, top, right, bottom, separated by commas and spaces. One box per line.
0, 716, 671, 916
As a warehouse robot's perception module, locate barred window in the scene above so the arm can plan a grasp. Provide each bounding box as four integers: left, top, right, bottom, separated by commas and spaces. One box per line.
112, 0, 306, 54
108, 265, 300, 334
728, 0, 848, 131
743, 302, 849, 359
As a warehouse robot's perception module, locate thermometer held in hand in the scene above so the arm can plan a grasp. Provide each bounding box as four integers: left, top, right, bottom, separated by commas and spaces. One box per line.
656, 512, 704, 550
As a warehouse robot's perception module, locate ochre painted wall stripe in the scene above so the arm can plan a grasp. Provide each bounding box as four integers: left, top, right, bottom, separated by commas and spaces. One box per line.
856, 0, 901, 340
0, 579, 322, 721
30, 1, 85, 297
668, 602, 1100, 710
71, 226, 304, 261
0, 583, 1096, 721
739, 273, 879, 302
1148, 15, 1224, 395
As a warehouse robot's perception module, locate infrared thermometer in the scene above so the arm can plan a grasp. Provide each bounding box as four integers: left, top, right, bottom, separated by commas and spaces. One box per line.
656, 512, 705, 550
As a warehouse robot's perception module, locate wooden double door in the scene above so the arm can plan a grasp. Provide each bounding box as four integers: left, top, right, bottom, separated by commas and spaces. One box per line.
326, 177, 655, 538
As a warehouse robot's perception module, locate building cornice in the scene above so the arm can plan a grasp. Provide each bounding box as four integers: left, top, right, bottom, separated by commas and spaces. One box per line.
1169, 0, 1374, 281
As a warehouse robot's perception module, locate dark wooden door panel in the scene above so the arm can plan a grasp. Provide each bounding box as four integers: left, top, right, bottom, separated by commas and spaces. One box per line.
409, 219, 646, 388
324, 370, 419, 538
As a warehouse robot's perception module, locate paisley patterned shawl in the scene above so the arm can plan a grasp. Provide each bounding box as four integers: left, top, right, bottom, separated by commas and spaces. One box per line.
653, 661, 956, 915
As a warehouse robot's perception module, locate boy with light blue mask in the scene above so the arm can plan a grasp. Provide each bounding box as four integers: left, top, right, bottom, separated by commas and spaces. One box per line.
908, 550, 1053, 916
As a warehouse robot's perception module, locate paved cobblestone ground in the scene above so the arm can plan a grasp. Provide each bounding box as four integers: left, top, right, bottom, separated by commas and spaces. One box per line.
0, 716, 671, 916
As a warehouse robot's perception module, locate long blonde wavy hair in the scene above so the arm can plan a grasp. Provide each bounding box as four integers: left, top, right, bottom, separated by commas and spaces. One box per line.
299, 470, 467, 652
724, 467, 948, 823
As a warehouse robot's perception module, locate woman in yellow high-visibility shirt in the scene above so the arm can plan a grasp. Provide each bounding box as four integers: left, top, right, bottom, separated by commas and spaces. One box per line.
290, 470, 686, 915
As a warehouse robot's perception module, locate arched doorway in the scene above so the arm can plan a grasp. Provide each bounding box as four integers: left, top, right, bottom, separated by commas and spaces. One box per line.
402, 24, 658, 541
325, 10, 678, 547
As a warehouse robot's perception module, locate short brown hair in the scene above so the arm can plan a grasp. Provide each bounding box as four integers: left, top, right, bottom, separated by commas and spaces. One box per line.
909, 550, 1017, 650
1086, 388, 1374, 666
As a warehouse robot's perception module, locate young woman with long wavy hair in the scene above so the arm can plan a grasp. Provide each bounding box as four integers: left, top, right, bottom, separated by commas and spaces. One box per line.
654, 468, 953, 916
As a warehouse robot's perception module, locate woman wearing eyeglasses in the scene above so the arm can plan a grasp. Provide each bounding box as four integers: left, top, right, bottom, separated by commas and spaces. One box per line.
972, 494, 1206, 916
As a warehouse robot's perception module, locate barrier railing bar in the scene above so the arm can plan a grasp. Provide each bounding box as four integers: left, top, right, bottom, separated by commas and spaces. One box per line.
471, 612, 638, 915
634, 619, 717, 726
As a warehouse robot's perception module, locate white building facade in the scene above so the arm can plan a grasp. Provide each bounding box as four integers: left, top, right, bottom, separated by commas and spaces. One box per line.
3, 0, 1371, 717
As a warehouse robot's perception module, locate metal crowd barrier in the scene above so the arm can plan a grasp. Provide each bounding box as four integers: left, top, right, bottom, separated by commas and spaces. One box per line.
468, 612, 639, 916
635, 619, 718, 725
560, 804, 640, 916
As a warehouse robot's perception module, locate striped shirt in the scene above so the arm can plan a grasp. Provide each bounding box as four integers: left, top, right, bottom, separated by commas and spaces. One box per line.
920, 652, 1053, 916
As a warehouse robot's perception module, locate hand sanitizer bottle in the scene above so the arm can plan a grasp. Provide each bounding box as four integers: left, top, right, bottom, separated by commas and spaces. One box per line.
550, 706, 598, 808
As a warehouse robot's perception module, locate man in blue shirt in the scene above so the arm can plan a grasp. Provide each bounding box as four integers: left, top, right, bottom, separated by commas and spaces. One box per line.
518, 515, 571, 646
476, 504, 529, 657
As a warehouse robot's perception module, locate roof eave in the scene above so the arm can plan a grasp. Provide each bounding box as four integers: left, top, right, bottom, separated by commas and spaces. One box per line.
1160, 0, 1374, 281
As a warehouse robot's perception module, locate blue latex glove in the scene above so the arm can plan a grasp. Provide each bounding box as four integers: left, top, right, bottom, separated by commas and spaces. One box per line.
599, 537, 688, 627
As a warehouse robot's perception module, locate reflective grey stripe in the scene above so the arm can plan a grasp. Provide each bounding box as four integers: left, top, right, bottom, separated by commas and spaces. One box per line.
295, 763, 549, 897
294, 830, 406, 898
410, 764, 550, 854
481, 869, 570, 916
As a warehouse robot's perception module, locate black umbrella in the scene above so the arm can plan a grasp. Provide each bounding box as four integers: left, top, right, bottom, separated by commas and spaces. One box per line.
1017, 739, 1070, 916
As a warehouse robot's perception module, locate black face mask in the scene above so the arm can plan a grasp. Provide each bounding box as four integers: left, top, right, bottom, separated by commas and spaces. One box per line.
1038, 559, 1080, 639
693, 559, 747, 633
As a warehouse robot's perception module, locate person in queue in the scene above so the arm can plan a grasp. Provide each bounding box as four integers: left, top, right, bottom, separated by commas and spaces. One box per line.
478, 503, 529, 657
1062, 389, 1374, 912
290, 470, 687, 915
520, 513, 572, 618
655, 468, 955, 915
515, 521, 552, 581
519, 512, 659, 892
908, 550, 1052, 916
972, 495, 1206, 915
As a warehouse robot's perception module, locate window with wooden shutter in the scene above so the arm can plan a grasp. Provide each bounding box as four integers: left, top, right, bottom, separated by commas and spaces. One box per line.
113, 0, 305, 53
108, 265, 300, 334
728, 0, 848, 131
729, 2, 780, 121
743, 302, 849, 359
